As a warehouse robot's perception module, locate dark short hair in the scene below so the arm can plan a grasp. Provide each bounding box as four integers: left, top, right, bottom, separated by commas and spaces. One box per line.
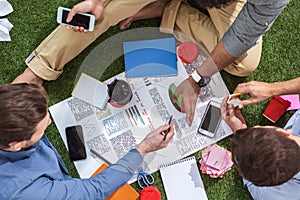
194, 0, 235, 8
232, 127, 300, 186
0, 83, 48, 148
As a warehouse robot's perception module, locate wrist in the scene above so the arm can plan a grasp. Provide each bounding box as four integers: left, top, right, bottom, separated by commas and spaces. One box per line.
232, 124, 247, 134
97, 0, 110, 7
135, 143, 147, 158
190, 70, 211, 87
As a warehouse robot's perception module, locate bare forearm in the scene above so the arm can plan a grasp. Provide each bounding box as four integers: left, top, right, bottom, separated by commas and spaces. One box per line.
270, 77, 300, 96
197, 41, 237, 77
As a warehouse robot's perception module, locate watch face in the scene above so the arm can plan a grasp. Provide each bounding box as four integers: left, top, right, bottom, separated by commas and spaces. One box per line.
199, 76, 211, 87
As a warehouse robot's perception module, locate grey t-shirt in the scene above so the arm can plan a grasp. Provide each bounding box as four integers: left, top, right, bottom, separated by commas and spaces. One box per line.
222, 0, 290, 57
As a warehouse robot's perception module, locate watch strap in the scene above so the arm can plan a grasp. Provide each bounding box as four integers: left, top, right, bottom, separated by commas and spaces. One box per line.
191, 70, 210, 87
191, 70, 202, 83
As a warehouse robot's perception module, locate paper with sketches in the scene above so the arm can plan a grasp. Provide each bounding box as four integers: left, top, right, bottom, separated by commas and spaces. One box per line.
0, 18, 13, 41
49, 56, 232, 183
280, 94, 300, 111
0, 0, 13, 16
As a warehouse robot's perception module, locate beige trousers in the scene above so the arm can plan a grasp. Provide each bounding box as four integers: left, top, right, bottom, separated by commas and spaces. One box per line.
27, 0, 156, 80
160, 0, 262, 76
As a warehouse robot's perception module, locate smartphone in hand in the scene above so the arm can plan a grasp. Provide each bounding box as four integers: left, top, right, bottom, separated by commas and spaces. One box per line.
197, 100, 222, 138
57, 7, 95, 31
65, 125, 87, 161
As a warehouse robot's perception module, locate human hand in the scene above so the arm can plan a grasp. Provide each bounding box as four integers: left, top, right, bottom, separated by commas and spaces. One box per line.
66, 0, 110, 32
234, 81, 274, 108
174, 76, 201, 126
135, 125, 174, 157
221, 96, 247, 133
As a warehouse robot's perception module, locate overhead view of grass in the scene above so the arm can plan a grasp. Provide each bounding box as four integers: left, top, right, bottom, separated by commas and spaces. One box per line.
0, 0, 299, 199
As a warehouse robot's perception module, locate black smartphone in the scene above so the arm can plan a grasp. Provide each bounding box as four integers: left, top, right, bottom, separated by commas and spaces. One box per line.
65, 125, 87, 161
197, 101, 222, 138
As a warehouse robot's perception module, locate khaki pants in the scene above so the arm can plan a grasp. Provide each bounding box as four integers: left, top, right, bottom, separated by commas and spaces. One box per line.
27, 0, 156, 80
160, 0, 262, 76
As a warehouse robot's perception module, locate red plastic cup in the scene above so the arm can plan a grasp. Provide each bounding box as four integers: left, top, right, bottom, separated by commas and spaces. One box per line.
263, 96, 291, 123
139, 186, 161, 200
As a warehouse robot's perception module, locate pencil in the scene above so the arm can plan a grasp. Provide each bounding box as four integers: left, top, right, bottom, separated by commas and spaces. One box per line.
163, 115, 173, 141
90, 149, 112, 165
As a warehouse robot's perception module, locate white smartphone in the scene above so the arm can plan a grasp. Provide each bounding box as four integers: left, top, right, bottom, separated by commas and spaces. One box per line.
197, 100, 222, 138
57, 7, 95, 32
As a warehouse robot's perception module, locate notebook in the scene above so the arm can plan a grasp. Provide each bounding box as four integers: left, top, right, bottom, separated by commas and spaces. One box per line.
72, 73, 109, 109
159, 156, 208, 200
91, 163, 139, 200
123, 37, 177, 78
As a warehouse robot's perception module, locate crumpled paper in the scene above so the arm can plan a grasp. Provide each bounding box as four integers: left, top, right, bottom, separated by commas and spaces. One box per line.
199, 144, 233, 178
0, 18, 13, 41
0, 0, 13, 41
0, 0, 13, 16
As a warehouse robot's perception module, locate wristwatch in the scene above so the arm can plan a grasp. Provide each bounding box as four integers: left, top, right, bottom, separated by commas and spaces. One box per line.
191, 70, 211, 87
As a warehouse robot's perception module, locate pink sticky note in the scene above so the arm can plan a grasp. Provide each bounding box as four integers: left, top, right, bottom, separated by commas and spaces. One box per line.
205, 145, 227, 170
280, 94, 300, 110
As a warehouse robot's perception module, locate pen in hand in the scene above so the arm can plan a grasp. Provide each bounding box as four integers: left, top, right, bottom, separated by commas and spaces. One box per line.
163, 115, 173, 141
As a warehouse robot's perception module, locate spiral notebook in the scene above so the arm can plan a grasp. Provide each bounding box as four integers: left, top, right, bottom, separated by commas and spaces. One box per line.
159, 156, 208, 200
72, 73, 109, 109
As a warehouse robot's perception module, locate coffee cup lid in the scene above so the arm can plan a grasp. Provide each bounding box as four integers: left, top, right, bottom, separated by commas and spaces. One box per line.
177, 42, 199, 64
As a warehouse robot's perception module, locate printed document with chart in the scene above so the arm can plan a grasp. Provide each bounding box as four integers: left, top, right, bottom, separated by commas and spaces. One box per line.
49, 57, 232, 182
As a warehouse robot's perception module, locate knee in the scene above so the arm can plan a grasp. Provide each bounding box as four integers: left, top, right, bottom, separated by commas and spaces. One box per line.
225, 62, 259, 77
224, 53, 261, 77
225, 39, 263, 77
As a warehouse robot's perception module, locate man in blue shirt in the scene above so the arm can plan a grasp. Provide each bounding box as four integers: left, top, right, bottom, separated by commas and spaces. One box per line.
0, 83, 175, 200
221, 77, 300, 200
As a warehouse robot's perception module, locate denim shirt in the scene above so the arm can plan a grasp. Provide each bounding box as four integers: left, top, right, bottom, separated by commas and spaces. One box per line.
244, 109, 300, 200
0, 135, 143, 200
222, 0, 290, 57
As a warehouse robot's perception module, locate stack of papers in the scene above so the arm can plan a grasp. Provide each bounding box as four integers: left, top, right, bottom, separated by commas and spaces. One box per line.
0, 0, 13, 41
199, 144, 233, 178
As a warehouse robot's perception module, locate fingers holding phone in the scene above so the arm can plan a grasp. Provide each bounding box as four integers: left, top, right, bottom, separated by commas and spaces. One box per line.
57, 7, 95, 32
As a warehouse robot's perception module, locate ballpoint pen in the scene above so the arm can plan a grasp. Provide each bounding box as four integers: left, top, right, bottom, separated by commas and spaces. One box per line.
90, 149, 112, 165
163, 115, 173, 141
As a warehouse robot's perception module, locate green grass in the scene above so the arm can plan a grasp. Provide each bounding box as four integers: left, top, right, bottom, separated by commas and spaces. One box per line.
0, 0, 299, 199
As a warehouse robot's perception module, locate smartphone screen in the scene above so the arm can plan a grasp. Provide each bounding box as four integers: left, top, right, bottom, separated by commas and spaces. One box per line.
65, 125, 87, 161
61, 10, 90, 30
201, 105, 221, 132
198, 101, 222, 137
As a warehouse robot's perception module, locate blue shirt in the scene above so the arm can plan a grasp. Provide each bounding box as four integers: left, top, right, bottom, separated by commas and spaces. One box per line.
0, 135, 143, 200
222, 0, 290, 57
244, 109, 300, 200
